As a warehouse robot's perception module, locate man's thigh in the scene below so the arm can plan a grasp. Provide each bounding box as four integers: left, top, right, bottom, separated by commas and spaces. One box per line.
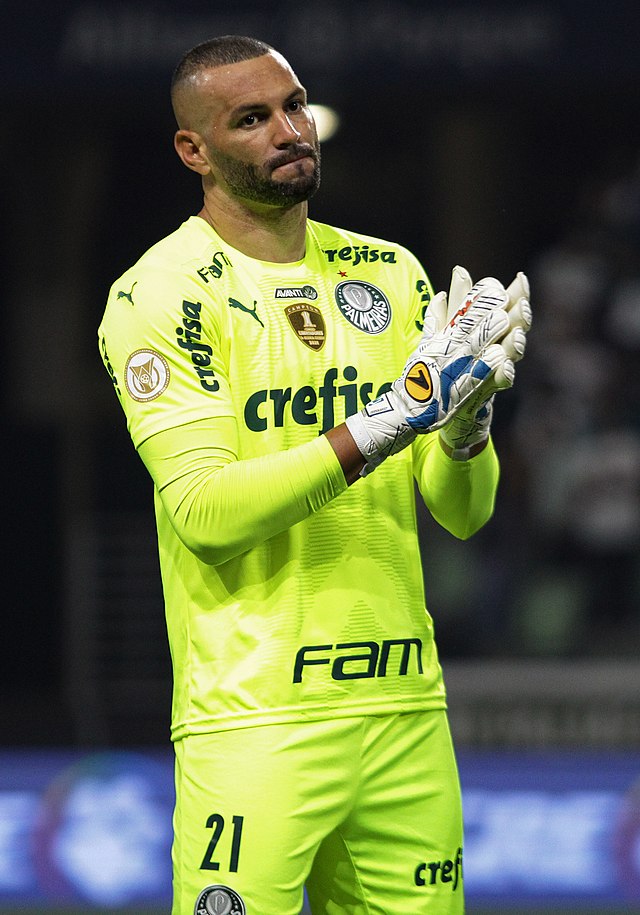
306, 710, 464, 914
172, 719, 364, 915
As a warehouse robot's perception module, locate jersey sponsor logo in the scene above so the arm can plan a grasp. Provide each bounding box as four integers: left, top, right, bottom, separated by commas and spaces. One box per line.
323, 245, 397, 266
335, 281, 391, 335
99, 334, 121, 396
124, 349, 169, 401
116, 281, 137, 305
285, 303, 326, 351
244, 366, 392, 434
196, 251, 232, 283
404, 361, 433, 402
228, 296, 264, 328
293, 638, 424, 683
194, 884, 246, 915
175, 299, 220, 392
415, 847, 463, 892
274, 284, 318, 300
415, 279, 432, 332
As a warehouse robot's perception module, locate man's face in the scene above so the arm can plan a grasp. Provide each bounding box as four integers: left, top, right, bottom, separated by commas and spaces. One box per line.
189, 52, 321, 207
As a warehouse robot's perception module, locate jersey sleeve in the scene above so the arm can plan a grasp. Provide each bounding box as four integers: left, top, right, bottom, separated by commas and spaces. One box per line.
98, 265, 233, 449
99, 260, 349, 565
412, 433, 500, 539
138, 417, 347, 564
396, 250, 499, 539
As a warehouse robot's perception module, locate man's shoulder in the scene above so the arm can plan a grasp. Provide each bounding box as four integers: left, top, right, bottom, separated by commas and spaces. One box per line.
102, 216, 234, 333
309, 220, 424, 275
106, 216, 233, 305
118, 216, 212, 277
309, 219, 415, 259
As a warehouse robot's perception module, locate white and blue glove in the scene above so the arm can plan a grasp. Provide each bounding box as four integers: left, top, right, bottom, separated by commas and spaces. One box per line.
345, 266, 531, 473
437, 268, 531, 458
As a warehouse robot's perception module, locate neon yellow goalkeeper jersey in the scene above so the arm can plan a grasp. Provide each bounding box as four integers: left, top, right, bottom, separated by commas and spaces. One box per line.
99, 215, 495, 740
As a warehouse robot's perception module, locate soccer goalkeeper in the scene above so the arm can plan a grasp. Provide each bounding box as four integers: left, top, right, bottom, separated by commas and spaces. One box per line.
98, 35, 531, 915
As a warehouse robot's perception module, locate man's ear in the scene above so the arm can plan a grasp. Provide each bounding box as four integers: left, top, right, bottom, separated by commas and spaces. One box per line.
174, 130, 211, 175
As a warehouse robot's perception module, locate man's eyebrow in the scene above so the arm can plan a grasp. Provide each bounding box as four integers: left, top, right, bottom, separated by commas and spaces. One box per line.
229, 87, 307, 120
229, 100, 268, 119
288, 86, 308, 103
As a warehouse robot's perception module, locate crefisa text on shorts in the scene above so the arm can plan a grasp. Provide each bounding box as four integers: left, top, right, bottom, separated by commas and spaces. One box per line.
415, 847, 463, 892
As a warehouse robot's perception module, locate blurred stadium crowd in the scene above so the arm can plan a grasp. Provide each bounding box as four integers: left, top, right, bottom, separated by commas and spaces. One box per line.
424, 151, 640, 661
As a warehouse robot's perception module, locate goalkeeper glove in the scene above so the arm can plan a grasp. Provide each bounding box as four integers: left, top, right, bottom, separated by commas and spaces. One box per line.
438, 268, 531, 459
345, 269, 523, 474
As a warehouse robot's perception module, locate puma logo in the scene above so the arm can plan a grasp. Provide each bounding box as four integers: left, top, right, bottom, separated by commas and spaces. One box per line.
228, 296, 264, 328
117, 282, 137, 305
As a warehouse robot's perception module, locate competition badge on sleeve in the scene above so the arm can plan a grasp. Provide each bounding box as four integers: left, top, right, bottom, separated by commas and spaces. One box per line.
125, 349, 170, 401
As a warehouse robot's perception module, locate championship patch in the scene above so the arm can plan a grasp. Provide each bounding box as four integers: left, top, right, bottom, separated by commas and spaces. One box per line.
334, 281, 391, 334
195, 884, 246, 915
404, 361, 433, 402
124, 349, 170, 401
285, 303, 326, 350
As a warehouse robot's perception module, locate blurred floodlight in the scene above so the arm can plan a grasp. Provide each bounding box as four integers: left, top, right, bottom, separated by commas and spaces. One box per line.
309, 104, 340, 141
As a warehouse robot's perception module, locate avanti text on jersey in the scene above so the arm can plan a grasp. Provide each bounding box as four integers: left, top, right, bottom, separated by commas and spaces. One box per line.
244, 365, 392, 434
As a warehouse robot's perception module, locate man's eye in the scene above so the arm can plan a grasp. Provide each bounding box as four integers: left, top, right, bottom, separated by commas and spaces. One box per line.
241, 114, 259, 127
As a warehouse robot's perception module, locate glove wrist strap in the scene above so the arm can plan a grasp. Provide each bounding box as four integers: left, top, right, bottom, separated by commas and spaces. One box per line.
345, 393, 417, 476
438, 434, 489, 461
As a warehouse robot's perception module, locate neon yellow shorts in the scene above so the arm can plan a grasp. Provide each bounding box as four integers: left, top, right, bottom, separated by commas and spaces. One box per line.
173, 709, 464, 914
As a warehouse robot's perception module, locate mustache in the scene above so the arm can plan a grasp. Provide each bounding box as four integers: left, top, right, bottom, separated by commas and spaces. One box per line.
267, 143, 319, 171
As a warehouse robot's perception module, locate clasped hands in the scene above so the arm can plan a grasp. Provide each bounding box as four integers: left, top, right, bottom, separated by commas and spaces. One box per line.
345, 266, 532, 472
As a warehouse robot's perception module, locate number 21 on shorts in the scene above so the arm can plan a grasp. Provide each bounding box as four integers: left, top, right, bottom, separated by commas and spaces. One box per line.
200, 813, 245, 873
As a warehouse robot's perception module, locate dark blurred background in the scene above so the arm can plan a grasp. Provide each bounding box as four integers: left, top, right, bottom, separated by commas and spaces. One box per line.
2, 0, 639, 753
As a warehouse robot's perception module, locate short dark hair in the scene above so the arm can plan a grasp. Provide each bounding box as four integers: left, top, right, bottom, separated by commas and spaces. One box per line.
171, 35, 274, 95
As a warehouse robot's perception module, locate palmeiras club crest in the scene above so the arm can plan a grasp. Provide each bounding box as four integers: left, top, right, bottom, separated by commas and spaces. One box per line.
194, 884, 246, 915
334, 280, 391, 334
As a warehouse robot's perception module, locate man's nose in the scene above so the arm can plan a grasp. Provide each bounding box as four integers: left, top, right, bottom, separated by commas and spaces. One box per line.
273, 112, 301, 146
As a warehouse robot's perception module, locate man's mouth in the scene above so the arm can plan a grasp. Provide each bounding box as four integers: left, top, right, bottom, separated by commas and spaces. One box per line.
274, 155, 312, 169
269, 147, 316, 171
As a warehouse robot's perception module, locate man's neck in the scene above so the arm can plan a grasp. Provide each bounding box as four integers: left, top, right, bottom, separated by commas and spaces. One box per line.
199, 189, 308, 263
